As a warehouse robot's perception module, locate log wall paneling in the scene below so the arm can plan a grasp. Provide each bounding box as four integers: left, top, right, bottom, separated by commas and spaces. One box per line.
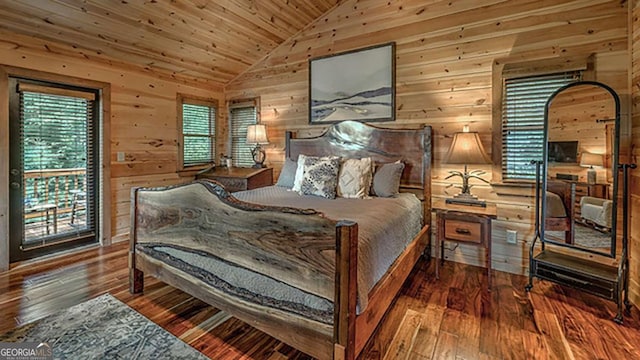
0, 30, 224, 256
226, 0, 629, 276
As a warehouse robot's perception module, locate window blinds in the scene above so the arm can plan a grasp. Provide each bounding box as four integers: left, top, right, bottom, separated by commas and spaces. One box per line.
501, 72, 581, 180
230, 105, 257, 167
19, 85, 97, 239
182, 104, 216, 166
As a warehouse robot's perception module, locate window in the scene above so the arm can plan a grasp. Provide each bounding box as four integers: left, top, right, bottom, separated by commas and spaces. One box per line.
179, 96, 216, 168
229, 100, 258, 167
501, 71, 581, 180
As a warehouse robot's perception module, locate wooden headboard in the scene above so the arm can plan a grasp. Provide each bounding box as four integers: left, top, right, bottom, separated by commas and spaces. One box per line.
285, 121, 432, 224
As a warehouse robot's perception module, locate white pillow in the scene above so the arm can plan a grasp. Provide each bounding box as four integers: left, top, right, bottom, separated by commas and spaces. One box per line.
292, 154, 308, 192
337, 157, 373, 199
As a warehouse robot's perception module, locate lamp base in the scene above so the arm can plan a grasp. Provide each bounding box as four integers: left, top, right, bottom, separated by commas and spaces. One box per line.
587, 167, 596, 185
446, 193, 487, 207
251, 145, 266, 169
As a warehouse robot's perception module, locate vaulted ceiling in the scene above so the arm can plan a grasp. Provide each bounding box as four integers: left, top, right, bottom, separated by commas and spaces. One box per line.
0, 0, 340, 86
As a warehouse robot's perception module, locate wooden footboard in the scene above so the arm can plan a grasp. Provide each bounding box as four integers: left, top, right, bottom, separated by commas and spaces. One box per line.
129, 180, 429, 359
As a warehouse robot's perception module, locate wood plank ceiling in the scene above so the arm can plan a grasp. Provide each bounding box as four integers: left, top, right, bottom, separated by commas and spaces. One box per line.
0, 0, 339, 86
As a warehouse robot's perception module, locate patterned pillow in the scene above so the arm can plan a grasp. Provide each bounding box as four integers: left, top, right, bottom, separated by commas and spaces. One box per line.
337, 157, 373, 199
299, 156, 341, 199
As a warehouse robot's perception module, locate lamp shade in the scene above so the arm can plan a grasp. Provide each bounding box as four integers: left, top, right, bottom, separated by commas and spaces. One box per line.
580, 152, 603, 167
246, 124, 269, 145
445, 132, 491, 165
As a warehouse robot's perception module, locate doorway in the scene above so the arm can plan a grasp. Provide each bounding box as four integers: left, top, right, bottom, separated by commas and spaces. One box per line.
8, 77, 99, 262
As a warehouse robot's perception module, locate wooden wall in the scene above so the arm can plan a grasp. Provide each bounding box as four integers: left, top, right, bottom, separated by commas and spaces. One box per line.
630, 0, 640, 308
0, 30, 225, 245
226, 0, 629, 275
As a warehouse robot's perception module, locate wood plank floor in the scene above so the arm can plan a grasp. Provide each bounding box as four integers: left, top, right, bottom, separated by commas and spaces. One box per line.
1, 242, 639, 359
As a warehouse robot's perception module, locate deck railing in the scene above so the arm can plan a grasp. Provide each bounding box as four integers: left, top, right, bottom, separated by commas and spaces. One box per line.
23, 168, 86, 220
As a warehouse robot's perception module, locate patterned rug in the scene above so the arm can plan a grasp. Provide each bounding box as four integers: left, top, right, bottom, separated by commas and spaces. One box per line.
0, 294, 208, 359
547, 223, 611, 249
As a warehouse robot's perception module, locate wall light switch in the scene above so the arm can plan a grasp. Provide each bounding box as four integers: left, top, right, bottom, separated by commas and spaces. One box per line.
506, 230, 517, 244
117, 152, 125, 162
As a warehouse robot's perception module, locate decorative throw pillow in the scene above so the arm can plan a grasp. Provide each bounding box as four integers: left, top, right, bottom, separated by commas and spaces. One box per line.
292, 154, 308, 192
299, 156, 341, 199
276, 157, 298, 188
337, 157, 373, 199
372, 161, 405, 197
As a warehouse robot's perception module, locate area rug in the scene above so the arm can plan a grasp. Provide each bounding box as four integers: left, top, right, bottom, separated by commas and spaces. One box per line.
0, 294, 208, 359
547, 223, 611, 249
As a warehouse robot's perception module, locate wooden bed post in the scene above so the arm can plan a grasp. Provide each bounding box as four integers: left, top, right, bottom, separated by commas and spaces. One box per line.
285, 131, 293, 159
422, 125, 433, 259
334, 221, 358, 360
129, 187, 143, 294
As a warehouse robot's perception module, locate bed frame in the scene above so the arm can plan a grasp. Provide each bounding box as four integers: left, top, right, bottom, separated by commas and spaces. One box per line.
546, 181, 573, 244
129, 121, 432, 359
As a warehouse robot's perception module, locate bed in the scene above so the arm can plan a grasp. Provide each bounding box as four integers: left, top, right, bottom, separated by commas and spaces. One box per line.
545, 180, 574, 244
129, 121, 432, 360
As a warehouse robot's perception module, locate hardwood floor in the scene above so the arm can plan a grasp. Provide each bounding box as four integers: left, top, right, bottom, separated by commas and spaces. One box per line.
1, 242, 639, 359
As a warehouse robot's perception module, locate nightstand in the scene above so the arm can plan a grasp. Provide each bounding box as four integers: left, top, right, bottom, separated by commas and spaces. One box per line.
196, 167, 273, 192
433, 199, 497, 290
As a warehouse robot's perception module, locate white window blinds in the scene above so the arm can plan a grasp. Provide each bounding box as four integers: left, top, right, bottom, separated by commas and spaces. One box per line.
182, 103, 215, 166
501, 71, 581, 180
230, 104, 257, 167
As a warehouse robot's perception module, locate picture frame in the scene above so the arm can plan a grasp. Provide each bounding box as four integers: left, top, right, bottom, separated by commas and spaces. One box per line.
308, 42, 395, 124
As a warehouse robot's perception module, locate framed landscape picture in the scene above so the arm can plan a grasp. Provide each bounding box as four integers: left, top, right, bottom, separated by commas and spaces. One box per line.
309, 42, 395, 124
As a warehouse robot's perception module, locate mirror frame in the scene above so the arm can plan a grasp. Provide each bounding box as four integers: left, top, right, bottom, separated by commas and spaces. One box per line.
541, 80, 620, 258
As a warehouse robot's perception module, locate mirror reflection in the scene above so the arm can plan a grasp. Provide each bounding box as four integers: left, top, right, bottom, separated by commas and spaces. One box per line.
543, 82, 618, 256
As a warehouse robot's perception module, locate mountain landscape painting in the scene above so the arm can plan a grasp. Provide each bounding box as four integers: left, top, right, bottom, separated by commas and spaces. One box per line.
309, 43, 395, 124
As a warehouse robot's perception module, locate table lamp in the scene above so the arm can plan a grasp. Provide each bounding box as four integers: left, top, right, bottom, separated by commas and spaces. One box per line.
580, 152, 603, 185
246, 124, 269, 168
444, 126, 491, 207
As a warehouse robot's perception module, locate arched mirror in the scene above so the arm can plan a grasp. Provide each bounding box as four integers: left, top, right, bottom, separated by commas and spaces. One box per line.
541, 81, 620, 258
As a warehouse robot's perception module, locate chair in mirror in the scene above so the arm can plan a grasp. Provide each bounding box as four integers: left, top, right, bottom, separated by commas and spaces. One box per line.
526, 80, 636, 324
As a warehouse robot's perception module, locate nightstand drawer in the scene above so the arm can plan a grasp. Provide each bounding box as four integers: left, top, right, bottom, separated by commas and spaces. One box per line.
444, 219, 482, 243
574, 185, 587, 194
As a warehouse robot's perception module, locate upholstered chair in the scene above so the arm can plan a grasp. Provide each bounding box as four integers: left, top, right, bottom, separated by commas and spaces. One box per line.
580, 196, 613, 229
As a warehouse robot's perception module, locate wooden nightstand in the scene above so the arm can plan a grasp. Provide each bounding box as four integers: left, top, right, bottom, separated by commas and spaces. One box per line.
433, 199, 497, 290
196, 167, 273, 192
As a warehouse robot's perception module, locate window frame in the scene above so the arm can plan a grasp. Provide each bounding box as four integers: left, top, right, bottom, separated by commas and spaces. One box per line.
177, 94, 218, 173
491, 57, 590, 185
228, 98, 260, 168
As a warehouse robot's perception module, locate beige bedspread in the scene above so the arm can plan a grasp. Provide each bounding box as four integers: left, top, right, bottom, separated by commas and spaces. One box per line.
234, 186, 423, 312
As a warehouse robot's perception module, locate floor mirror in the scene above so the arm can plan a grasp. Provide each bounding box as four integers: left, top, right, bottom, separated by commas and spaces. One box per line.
525, 80, 635, 324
